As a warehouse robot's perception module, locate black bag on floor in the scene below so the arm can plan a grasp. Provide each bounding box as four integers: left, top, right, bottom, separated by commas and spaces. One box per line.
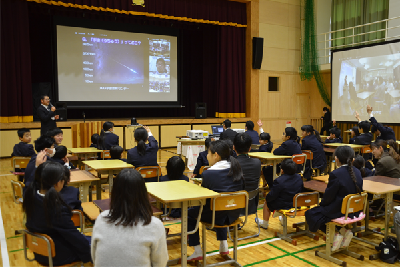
375, 237, 399, 264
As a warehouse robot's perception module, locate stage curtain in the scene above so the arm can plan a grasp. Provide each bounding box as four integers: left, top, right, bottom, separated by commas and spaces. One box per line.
1, 0, 33, 123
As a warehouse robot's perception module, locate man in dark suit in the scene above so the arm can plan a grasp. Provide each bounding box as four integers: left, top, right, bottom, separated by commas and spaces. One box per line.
37, 95, 58, 135
219, 119, 237, 142
320, 107, 331, 135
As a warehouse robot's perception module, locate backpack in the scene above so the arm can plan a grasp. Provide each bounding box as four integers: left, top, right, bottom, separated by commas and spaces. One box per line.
375, 237, 399, 264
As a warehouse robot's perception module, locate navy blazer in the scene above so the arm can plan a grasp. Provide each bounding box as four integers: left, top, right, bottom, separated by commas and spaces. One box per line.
160, 174, 189, 182
370, 117, 396, 141
266, 173, 303, 211
258, 142, 273, 152
245, 130, 260, 144
236, 154, 261, 192
89, 144, 97, 148
51, 158, 76, 170
103, 132, 119, 150
324, 137, 343, 144
193, 150, 209, 176
273, 140, 302, 156
12, 142, 36, 157
24, 155, 38, 187
60, 186, 82, 211
319, 166, 363, 219
220, 128, 237, 143
201, 168, 245, 225
349, 136, 357, 144
127, 136, 159, 167
355, 133, 373, 145
301, 135, 326, 168
25, 193, 91, 265
37, 105, 57, 136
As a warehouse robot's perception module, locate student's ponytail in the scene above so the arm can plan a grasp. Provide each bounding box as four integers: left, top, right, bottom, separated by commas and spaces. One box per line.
43, 186, 70, 227
98, 129, 106, 150
209, 140, 243, 182
347, 158, 361, 194
134, 127, 148, 156
227, 156, 243, 182
335, 146, 361, 194
314, 129, 322, 143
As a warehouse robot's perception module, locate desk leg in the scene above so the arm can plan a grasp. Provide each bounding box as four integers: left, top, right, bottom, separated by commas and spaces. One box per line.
96, 180, 101, 200
79, 183, 89, 202
108, 170, 113, 197
84, 154, 88, 171
272, 160, 277, 181
181, 201, 188, 267
385, 192, 393, 240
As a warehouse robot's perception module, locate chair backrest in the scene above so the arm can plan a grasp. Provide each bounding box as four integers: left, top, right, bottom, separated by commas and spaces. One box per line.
361, 146, 372, 154
341, 192, 368, 220
102, 150, 111, 160
11, 157, 30, 171
136, 166, 162, 182
199, 166, 210, 175
71, 210, 84, 232
292, 153, 307, 174
293, 192, 319, 216
21, 229, 56, 266
11, 180, 24, 204
301, 150, 313, 160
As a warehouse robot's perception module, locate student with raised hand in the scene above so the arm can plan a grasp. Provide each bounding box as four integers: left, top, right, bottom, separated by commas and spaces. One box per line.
353, 155, 374, 178
305, 146, 363, 250
349, 126, 360, 144
192, 137, 211, 178
186, 140, 244, 261
367, 105, 396, 141
300, 125, 327, 181
59, 166, 82, 210
127, 126, 158, 168
257, 119, 273, 152
23, 161, 91, 266
91, 169, 168, 267
354, 112, 373, 145
256, 159, 303, 229
219, 119, 237, 143
98, 121, 119, 151
245, 120, 259, 144
12, 128, 36, 157
371, 140, 400, 178
263, 127, 302, 189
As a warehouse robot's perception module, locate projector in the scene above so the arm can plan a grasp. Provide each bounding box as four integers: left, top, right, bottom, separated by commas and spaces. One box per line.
186, 130, 209, 139
232, 129, 245, 134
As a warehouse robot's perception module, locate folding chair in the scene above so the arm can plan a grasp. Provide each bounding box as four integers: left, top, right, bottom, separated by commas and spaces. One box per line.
136, 166, 162, 182
315, 192, 368, 266
274, 192, 320, 245
101, 150, 111, 160
302, 150, 322, 176
292, 153, 307, 176
228, 188, 260, 241
71, 210, 85, 233
200, 191, 249, 267
199, 166, 210, 175
10, 156, 30, 182
11, 180, 24, 204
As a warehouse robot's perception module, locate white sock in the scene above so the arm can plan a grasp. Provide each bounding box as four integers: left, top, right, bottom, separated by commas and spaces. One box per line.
187, 245, 203, 260
219, 240, 228, 252
257, 218, 269, 228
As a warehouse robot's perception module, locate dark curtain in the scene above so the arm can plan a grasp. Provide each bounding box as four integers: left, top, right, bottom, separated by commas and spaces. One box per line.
1, 0, 33, 122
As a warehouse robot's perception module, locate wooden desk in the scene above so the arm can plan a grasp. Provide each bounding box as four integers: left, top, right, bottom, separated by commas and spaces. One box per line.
69, 170, 100, 202
82, 160, 134, 198
248, 152, 291, 180
323, 143, 366, 153
303, 180, 327, 193
313, 175, 329, 184
323, 147, 336, 153
146, 181, 219, 267
69, 147, 102, 171
320, 136, 328, 142
93, 198, 163, 217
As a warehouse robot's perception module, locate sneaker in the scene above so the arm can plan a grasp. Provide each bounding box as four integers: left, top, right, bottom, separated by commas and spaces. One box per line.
219, 241, 229, 255
255, 218, 268, 229
332, 233, 343, 251
340, 229, 353, 248
186, 250, 203, 261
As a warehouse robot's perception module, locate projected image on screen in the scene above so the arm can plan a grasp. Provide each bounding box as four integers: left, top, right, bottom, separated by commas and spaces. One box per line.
332, 41, 400, 123
149, 39, 170, 93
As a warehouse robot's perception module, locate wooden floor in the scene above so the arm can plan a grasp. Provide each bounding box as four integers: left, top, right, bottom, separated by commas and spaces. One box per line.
0, 149, 394, 266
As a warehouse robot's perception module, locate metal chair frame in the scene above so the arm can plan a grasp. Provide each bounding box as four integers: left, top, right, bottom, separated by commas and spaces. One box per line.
11, 180, 24, 204
292, 153, 307, 176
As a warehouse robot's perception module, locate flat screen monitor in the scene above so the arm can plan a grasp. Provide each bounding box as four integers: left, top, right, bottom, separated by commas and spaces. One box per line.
211, 125, 224, 136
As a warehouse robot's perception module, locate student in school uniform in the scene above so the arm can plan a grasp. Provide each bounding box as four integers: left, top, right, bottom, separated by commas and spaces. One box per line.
301, 125, 327, 180
23, 160, 91, 266
24, 135, 56, 188
324, 127, 343, 144
52, 146, 76, 170
256, 159, 303, 229
127, 126, 158, 167
47, 127, 64, 146
353, 155, 374, 178
257, 120, 273, 152
110, 145, 127, 162
367, 105, 396, 141
219, 119, 237, 143
354, 112, 373, 145
59, 166, 82, 211
98, 121, 119, 151
160, 156, 189, 182
91, 169, 168, 267
263, 127, 302, 189
192, 138, 211, 178
305, 146, 363, 251
349, 126, 360, 144
186, 140, 244, 261
90, 133, 100, 148
245, 121, 259, 144
11, 128, 36, 157
371, 140, 400, 178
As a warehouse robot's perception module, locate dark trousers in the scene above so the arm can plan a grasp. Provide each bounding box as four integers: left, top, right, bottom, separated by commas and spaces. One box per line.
321, 124, 330, 136
304, 160, 326, 180
188, 206, 227, 246
262, 165, 276, 189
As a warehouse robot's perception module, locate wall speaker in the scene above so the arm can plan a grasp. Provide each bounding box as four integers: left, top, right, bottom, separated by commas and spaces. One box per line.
195, 103, 207, 119
55, 108, 67, 121
252, 37, 264, 69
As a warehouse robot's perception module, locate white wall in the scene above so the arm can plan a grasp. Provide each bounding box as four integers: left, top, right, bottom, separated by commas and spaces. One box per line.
388, 0, 400, 40
316, 0, 331, 65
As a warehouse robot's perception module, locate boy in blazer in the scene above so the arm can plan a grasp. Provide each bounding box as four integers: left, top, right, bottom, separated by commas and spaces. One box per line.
12, 128, 36, 157
219, 119, 237, 143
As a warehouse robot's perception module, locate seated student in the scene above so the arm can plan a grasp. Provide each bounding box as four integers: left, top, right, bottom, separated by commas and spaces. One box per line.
98, 121, 119, 151
24, 135, 55, 188
353, 155, 374, 178
47, 127, 63, 146
127, 126, 158, 167
256, 159, 303, 229
367, 105, 396, 141
12, 128, 36, 157
23, 161, 91, 266
325, 127, 343, 144
263, 127, 302, 189
110, 145, 126, 162
52, 146, 76, 170
187, 140, 244, 261
91, 169, 168, 267
259, 133, 273, 152
245, 120, 259, 144
371, 140, 400, 178
160, 156, 189, 182
219, 119, 237, 143
354, 112, 373, 145
305, 146, 363, 250
349, 126, 361, 144
301, 125, 327, 180
90, 133, 100, 148
192, 138, 211, 178
60, 166, 82, 211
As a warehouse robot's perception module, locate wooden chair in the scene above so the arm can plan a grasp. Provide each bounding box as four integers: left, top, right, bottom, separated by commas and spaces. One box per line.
11, 180, 24, 204
19, 229, 83, 267
10, 156, 30, 182
71, 210, 84, 233
274, 192, 320, 245
199, 166, 210, 175
136, 166, 162, 182
302, 150, 322, 176
361, 146, 372, 154
101, 150, 111, 160
315, 192, 368, 266
200, 191, 249, 267
292, 153, 307, 176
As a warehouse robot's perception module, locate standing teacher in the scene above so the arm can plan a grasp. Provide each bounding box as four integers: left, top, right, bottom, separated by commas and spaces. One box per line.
37, 95, 59, 135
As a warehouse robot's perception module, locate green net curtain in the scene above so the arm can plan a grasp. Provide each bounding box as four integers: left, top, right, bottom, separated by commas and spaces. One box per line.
300, 0, 331, 106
